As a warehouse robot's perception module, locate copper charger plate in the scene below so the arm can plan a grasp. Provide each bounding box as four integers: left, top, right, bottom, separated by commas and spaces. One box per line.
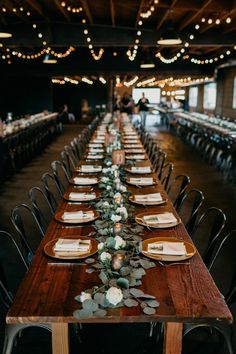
129, 195, 166, 206
63, 191, 100, 202
142, 237, 196, 262
69, 177, 99, 186
135, 212, 181, 229
54, 210, 99, 224
44, 237, 98, 260
126, 178, 158, 186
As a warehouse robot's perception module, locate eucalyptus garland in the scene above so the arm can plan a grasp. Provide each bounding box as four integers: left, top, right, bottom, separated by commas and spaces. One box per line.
74, 119, 159, 320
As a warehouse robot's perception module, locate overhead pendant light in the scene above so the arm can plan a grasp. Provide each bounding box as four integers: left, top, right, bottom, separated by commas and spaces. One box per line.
43, 54, 57, 64
157, 18, 182, 45
140, 52, 155, 68
0, 24, 12, 38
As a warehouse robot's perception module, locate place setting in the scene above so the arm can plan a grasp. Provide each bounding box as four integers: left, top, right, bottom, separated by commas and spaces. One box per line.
44, 236, 98, 260
63, 189, 100, 202
126, 176, 158, 186
135, 211, 181, 228
86, 153, 104, 160
75, 164, 103, 173
54, 208, 99, 224
125, 165, 152, 174
125, 154, 147, 160
69, 175, 99, 186
129, 192, 166, 206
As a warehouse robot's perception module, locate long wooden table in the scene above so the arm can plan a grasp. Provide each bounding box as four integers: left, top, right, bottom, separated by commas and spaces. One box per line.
6, 122, 232, 354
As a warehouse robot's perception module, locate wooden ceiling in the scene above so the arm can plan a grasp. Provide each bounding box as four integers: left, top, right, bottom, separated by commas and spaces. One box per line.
0, 0, 235, 74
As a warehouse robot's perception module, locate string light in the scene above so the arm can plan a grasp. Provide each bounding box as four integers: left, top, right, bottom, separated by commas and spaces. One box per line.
2, 46, 75, 61
52, 79, 65, 84
82, 77, 93, 85
99, 77, 107, 84
136, 77, 156, 87
82, 25, 104, 60
64, 77, 79, 84
60, 1, 83, 14
188, 47, 234, 65
124, 76, 139, 87
140, 0, 158, 19
50, 46, 75, 58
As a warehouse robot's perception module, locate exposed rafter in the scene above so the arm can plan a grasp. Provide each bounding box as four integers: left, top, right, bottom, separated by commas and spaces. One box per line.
156, 0, 178, 30
24, 0, 44, 17
110, 0, 115, 27
178, 0, 213, 31
53, 0, 71, 22
200, 8, 236, 33
80, 0, 94, 24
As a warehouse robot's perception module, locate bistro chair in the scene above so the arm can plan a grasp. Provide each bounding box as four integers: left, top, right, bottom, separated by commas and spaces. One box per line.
167, 174, 191, 210
51, 160, 70, 196
160, 162, 174, 190
177, 189, 204, 234
41, 172, 61, 212
190, 207, 226, 268
29, 186, 55, 233
183, 230, 236, 354
153, 151, 167, 179
60, 150, 75, 178
11, 204, 45, 265
0, 230, 51, 354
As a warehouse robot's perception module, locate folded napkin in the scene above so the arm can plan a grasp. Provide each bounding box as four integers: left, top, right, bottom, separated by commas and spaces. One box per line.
126, 154, 145, 160
130, 177, 153, 185
87, 154, 104, 159
62, 210, 94, 221
147, 241, 186, 256
93, 139, 105, 143
54, 238, 91, 252
124, 144, 143, 148
143, 212, 177, 225
134, 193, 162, 202
69, 192, 96, 200
88, 143, 103, 148
88, 148, 104, 153
73, 177, 98, 184
131, 166, 151, 173
81, 165, 102, 172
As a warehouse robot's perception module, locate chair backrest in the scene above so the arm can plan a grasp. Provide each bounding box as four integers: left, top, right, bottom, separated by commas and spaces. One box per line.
65, 144, 78, 167
160, 162, 174, 190
60, 150, 74, 178
11, 204, 44, 265
177, 189, 204, 234
0, 230, 28, 309
191, 207, 226, 267
167, 174, 191, 210
29, 186, 55, 233
154, 151, 167, 179
41, 172, 60, 211
51, 160, 70, 195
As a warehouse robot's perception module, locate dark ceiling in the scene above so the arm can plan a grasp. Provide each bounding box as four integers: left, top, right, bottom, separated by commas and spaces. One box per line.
0, 0, 235, 78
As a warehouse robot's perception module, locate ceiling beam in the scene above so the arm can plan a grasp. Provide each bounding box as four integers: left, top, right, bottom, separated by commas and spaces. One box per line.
24, 0, 44, 17
110, 0, 115, 26
156, 0, 178, 30
53, 0, 71, 22
80, 0, 94, 24
135, 0, 145, 27
4, 0, 29, 22
178, 0, 213, 31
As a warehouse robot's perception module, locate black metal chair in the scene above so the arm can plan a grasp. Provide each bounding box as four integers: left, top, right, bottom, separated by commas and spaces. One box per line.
190, 207, 226, 268
167, 174, 191, 210
51, 160, 70, 196
11, 204, 45, 265
177, 189, 204, 235
29, 186, 55, 233
41, 172, 61, 211
183, 230, 236, 354
153, 151, 167, 179
160, 162, 174, 191
0, 230, 51, 354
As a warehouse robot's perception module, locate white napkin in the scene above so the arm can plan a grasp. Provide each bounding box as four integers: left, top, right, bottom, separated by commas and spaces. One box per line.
147, 241, 186, 255
126, 154, 145, 159
134, 193, 162, 202
54, 238, 91, 252
143, 212, 177, 224
93, 139, 105, 143
81, 165, 102, 172
88, 148, 104, 153
87, 154, 104, 159
130, 177, 153, 185
131, 166, 151, 173
124, 144, 143, 148
73, 177, 98, 184
62, 210, 94, 221
88, 143, 103, 148
69, 192, 96, 200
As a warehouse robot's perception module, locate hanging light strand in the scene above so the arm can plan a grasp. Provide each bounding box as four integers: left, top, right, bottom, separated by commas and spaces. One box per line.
82, 23, 104, 60
60, 1, 83, 14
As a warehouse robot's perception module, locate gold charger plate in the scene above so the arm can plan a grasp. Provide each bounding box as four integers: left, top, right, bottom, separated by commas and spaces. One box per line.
63, 191, 100, 202
55, 210, 99, 224
129, 195, 166, 206
142, 237, 196, 262
126, 178, 158, 186
69, 177, 99, 186
135, 212, 180, 228
44, 237, 98, 260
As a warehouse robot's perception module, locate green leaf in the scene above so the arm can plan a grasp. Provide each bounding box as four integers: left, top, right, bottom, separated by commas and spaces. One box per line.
124, 298, 139, 307
120, 266, 131, 276
73, 309, 93, 319
93, 309, 107, 317
86, 268, 95, 274
139, 259, 156, 269
130, 288, 145, 298
106, 237, 116, 249
82, 299, 99, 312
94, 293, 105, 305
130, 268, 146, 280
145, 300, 160, 308
117, 277, 129, 289
85, 258, 95, 264
99, 271, 109, 285
74, 295, 81, 302
143, 307, 156, 315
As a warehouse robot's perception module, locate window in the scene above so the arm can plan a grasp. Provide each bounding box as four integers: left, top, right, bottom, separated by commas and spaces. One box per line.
132, 88, 161, 104
233, 77, 236, 109
203, 82, 217, 110
188, 86, 198, 107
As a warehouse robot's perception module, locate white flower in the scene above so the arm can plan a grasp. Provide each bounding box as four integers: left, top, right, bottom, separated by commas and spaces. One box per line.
106, 160, 112, 166
106, 185, 112, 191
102, 201, 110, 208
114, 178, 121, 184
119, 185, 127, 192
116, 206, 128, 220
106, 287, 123, 306
98, 242, 105, 250
114, 192, 122, 199
80, 292, 92, 302
101, 176, 109, 183
111, 164, 119, 171
111, 214, 122, 222
100, 252, 112, 263
114, 235, 126, 250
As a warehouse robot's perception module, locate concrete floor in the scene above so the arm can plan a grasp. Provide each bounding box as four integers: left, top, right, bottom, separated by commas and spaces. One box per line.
0, 124, 235, 354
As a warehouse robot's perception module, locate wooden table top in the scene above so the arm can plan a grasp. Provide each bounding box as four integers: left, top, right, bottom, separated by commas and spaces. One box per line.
6, 130, 232, 325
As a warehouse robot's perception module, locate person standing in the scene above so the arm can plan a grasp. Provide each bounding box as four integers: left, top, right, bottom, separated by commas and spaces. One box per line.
121, 92, 133, 116
137, 92, 149, 127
